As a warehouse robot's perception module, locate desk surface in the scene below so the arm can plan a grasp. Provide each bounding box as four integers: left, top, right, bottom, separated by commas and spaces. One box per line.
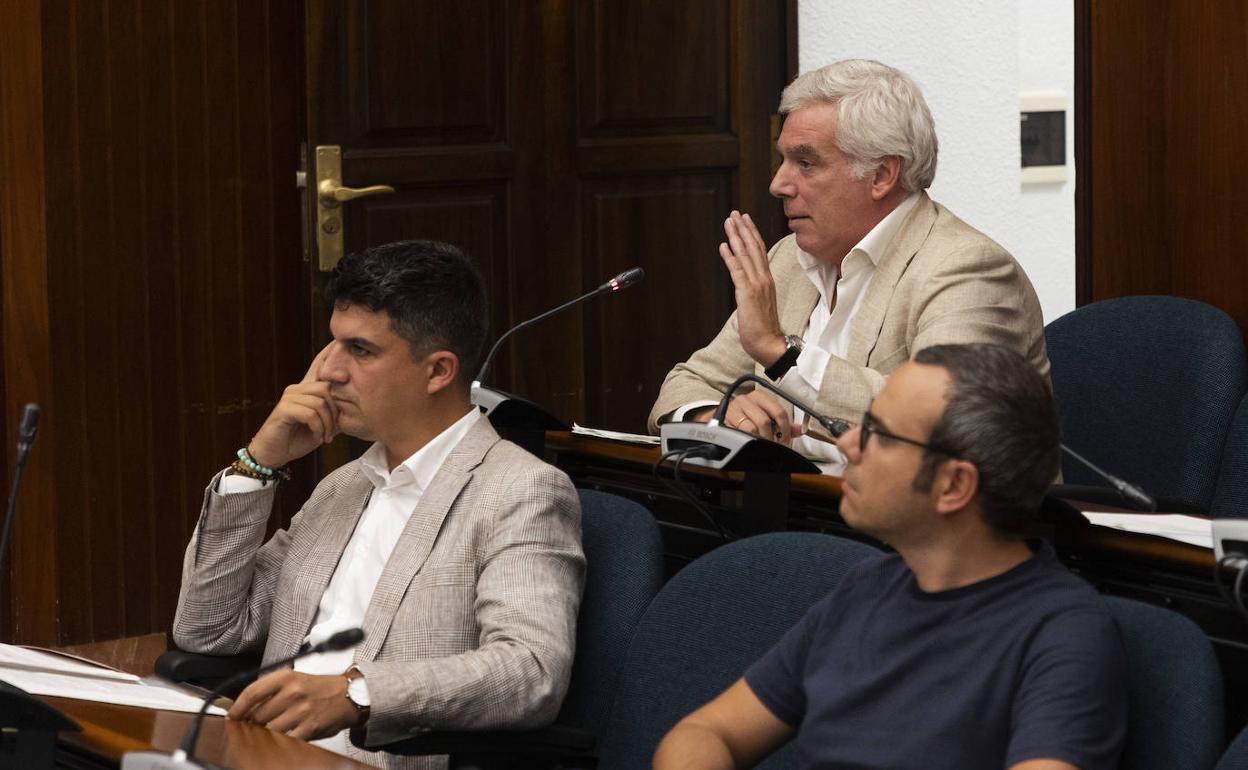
49, 696, 375, 769
544, 430, 1214, 570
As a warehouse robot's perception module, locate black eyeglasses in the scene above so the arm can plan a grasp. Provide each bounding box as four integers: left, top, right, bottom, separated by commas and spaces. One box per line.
859, 405, 959, 457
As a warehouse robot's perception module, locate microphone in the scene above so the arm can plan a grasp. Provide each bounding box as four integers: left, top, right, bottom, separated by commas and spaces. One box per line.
0, 404, 40, 599
121, 628, 365, 770
1058, 444, 1157, 512
471, 268, 645, 453
473, 266, 645, 389
660, 374, 848, 472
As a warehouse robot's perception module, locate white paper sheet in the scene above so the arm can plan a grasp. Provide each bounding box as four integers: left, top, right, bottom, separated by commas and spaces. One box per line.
1082, 512, 1213, 549
572, 423, 661, 445
0, 666, 226, 715
0, 643, 139, 682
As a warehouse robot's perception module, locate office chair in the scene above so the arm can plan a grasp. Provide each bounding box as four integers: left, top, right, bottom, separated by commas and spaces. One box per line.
1216, 723, 1248, 770
595, 531, 878, 770
1046, 295, 1247, 512
1106, 596, 1225, 770
1213, 393, 1248, 519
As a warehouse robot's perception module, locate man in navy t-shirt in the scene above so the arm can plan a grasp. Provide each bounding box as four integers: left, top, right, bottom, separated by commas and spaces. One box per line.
654, 343, 1128, 770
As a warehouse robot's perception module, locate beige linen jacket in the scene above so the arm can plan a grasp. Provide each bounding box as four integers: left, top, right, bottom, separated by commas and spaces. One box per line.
172, 418, 585, 770
648, 193, 1050, 440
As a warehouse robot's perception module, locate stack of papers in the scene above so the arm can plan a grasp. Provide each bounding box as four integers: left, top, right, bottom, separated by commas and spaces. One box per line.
0, 644, 225, 715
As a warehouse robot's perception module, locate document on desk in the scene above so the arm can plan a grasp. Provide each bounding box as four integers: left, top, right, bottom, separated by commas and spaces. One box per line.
0, 643, 226, 715
1081, 512, 1213, 549
572, 423, 661, 445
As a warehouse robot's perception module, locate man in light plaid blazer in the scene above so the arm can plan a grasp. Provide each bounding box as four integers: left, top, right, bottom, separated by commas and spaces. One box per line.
172, 240, 585, 769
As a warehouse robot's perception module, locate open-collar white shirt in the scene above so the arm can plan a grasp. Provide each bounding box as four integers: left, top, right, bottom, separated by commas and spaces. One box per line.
675, 193, 919, 471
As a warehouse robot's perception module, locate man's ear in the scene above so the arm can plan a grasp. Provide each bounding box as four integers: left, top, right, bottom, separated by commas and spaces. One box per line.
426, 351, 461, 395
933, 459, 979, 516
870, 156, 903, 201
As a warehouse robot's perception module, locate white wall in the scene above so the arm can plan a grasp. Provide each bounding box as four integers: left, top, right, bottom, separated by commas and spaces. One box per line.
797, 1, 1075, 324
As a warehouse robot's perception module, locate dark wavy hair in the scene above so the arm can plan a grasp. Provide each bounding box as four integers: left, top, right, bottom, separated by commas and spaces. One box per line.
912, 344, 1059, 536
325, 240, 488, 389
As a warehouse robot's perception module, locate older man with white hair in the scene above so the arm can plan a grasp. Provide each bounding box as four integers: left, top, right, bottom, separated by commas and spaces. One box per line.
648, 59, 1049, 465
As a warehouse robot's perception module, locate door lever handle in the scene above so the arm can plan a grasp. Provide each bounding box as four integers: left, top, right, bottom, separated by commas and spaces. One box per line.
318, 180, 395, 206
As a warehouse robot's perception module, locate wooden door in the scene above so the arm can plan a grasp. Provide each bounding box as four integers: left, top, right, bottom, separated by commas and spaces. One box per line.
1076, 0, 1248, 336
305, 0, 794, 434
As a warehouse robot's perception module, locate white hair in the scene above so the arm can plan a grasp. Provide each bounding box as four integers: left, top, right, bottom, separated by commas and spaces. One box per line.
778, 59, 938, 192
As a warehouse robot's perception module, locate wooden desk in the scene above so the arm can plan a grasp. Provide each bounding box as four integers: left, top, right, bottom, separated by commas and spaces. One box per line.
47, 697, 375, 769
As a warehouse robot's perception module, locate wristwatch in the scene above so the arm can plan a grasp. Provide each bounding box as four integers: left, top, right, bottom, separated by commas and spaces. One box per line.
764, 334, 805, 381
345, 668, 371, 719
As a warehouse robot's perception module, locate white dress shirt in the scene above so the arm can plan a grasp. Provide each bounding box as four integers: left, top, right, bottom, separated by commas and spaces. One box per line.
217, 407, 481, 756
675, 193, 920, 470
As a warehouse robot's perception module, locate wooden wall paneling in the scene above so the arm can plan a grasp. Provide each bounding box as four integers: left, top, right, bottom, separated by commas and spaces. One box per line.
1163, 2, 1248, 319
580, 174, 734, 431
1085, 0, 1248, 338
1073, 0, 1091, 307
357, 0, 506, 146
0, 0, 59, 645
0, 0, 310, 646
577, 0, 729, 137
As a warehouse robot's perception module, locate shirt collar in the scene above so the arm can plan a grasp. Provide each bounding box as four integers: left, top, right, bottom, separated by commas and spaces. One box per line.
796, 192, 921, 295
359, 408, 481, 492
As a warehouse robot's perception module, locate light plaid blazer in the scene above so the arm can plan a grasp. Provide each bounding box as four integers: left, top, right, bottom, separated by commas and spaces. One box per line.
648, 193, 1050, 440
172, 418, 585, 769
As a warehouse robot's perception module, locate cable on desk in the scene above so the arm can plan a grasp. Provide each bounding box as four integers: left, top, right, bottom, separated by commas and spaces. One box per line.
652, 446, 734, 542
1213, 554, 1248, 625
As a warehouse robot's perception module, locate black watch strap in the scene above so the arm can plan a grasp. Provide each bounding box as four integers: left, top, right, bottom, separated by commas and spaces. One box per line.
765, 337, 803, 381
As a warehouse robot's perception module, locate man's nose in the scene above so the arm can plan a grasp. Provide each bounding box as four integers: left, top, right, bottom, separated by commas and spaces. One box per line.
769, 164, 794, 199
317, 344, 348, 382
836, 425, 861, 463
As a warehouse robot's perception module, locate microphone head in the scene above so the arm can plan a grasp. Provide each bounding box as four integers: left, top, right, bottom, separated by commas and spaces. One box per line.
603, 267, 645, 293
18, 403, 40, 441
320, 627, 365, 652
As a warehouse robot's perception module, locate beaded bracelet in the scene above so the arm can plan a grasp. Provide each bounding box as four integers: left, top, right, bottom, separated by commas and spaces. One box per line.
229, 458, 270, 482
236, 446, 292, 482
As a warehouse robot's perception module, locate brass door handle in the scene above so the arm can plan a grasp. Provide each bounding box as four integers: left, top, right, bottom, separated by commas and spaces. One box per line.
318, 180, 395, 206
314, 145, 398, 270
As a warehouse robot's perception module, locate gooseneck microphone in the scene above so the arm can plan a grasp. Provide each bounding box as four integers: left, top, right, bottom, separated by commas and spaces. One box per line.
122, 627, 365, 770
0, 404, 41, 588
473, 267, 645, 389
660, 374, 847, 472
1059, 444, 1157, 512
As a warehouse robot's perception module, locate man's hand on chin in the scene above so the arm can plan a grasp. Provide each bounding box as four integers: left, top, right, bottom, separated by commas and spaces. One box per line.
228, 669, 364, 741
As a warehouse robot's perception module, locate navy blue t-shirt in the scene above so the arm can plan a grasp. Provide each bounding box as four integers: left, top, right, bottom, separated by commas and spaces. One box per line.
745, 541, 1127, 770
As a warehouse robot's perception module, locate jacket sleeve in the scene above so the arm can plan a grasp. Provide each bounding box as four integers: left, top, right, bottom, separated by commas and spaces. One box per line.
171, 470, 294, 656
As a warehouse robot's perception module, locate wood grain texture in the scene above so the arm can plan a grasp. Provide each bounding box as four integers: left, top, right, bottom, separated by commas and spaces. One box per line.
1, 0, 310, 646
0, 0, 59, 646
1083, 0, 1248, 336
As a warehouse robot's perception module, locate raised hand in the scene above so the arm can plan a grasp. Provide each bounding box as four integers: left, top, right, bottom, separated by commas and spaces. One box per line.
720, 211, 787, 367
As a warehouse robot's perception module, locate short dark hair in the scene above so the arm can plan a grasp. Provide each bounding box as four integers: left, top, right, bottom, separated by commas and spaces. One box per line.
324, 240, 488, 387
912, 343, 1059, 536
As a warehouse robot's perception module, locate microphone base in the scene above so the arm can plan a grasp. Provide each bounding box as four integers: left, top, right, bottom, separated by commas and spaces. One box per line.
660, 422, 820, 474
121, 752, 225, 769
472, 386, 569, 456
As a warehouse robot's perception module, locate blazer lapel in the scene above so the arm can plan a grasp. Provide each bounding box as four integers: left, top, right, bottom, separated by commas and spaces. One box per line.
778, 259, 821, 338
356, 417, 499, 662
846, 193, 938, 364
283, 468, 373, 658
